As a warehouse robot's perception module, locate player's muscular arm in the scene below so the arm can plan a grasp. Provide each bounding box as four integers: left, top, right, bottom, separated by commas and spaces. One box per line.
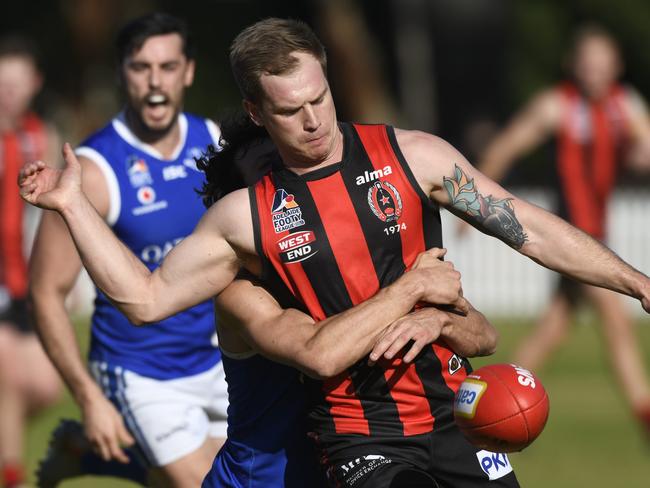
478, 89, 561, 182
30, 157, 108, 406
29, 158, 134, 462
397, 130, 650, 311
216, 248, 468, 379
20, 145, 242, 324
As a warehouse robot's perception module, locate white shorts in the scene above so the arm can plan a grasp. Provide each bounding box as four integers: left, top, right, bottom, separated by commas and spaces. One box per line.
90, 360, 228, 467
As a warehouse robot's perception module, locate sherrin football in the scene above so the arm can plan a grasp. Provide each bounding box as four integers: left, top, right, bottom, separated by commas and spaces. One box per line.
453, 363, 549, 452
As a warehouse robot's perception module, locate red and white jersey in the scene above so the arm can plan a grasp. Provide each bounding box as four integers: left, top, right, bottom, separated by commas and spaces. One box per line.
0, 113, 47, 298
555, 82, 632, 238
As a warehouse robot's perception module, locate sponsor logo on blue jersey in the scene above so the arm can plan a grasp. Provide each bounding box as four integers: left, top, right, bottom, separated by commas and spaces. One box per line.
162, 165, 188, 181
133, 186, 168, 216
126, 155, 153, 187
140, 237, 184, 264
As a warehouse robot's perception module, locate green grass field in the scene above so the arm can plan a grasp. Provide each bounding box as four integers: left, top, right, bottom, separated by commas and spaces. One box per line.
24, 316, 650, 487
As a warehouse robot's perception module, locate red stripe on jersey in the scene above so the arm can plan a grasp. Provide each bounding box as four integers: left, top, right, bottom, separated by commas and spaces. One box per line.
306, 173, 379, 304
1, 133, 27, 298
306, 173, 374, 435
380, 358, 434, 435
323, 373, 370, 435
255, 178, 326, 321
354, 125, 435, 434
557, 86, 602, 237
353, 124, 426, 269
591, 103, 614, 218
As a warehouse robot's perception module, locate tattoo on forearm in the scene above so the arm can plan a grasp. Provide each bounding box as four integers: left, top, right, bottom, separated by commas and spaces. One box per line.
443, 164, 528, 249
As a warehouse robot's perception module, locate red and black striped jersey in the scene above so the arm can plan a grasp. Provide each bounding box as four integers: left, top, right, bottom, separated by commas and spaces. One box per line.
0, 113, 47, 299
555, 82, 631, 239
249, 122, 470, 438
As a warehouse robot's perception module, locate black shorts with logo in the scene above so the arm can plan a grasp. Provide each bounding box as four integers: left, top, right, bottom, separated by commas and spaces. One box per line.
0, 298, 33, 334
317, 421, 520, 488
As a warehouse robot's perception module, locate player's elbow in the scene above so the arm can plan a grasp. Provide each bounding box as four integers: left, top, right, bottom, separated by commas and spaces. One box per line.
474, 324, 499, 357
28, 280, 66, 314
113, 283, 171, 326
299, 349, 346, 380
125, 309, 158, 327
119, 302, 162, 327
480, 327, 499, 356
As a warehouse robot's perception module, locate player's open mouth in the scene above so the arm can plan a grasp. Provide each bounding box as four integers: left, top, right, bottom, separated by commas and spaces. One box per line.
145, 93, 169, 107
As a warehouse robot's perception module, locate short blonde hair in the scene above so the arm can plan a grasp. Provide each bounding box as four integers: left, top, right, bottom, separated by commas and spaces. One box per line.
230, 18, 327, 103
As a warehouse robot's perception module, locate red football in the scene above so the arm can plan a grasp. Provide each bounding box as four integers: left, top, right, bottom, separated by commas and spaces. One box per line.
453, 363, 549, 452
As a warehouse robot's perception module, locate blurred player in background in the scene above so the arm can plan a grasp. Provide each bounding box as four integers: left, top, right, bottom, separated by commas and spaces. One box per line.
30, 13, 227, 487
476, 24, 650, 433
0, 36, 61, 488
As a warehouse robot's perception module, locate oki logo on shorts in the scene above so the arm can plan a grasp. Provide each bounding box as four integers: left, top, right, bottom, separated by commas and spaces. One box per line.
476, 450, 513, 481
453, 379, 487, 419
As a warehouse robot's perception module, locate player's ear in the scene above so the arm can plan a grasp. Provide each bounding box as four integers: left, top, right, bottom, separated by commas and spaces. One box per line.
184, 58, 196, 87
243, 99, 263, 127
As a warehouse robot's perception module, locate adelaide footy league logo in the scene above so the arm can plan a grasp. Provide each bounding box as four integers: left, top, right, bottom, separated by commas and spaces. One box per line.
126, 155, 153, 187
367, 180, 402, 222
272, 189, 305, 233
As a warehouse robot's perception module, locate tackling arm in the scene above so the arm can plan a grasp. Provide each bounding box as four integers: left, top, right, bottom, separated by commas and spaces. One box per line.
216, 248, 494, 379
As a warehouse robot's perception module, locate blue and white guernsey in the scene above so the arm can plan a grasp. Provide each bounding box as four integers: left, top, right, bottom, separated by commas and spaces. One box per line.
76, 112, 221, 379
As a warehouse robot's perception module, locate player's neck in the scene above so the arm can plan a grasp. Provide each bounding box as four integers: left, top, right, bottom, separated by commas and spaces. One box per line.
124, 108, 181, 159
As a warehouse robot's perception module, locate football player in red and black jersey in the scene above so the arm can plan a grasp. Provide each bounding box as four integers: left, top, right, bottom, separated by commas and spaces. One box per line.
19, 18, 650, 487
0, 36, 61, 488
475, 24, 650, 436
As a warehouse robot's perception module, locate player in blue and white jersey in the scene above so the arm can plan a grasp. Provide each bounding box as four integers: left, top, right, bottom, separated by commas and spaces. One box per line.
29, 13, 226, 487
